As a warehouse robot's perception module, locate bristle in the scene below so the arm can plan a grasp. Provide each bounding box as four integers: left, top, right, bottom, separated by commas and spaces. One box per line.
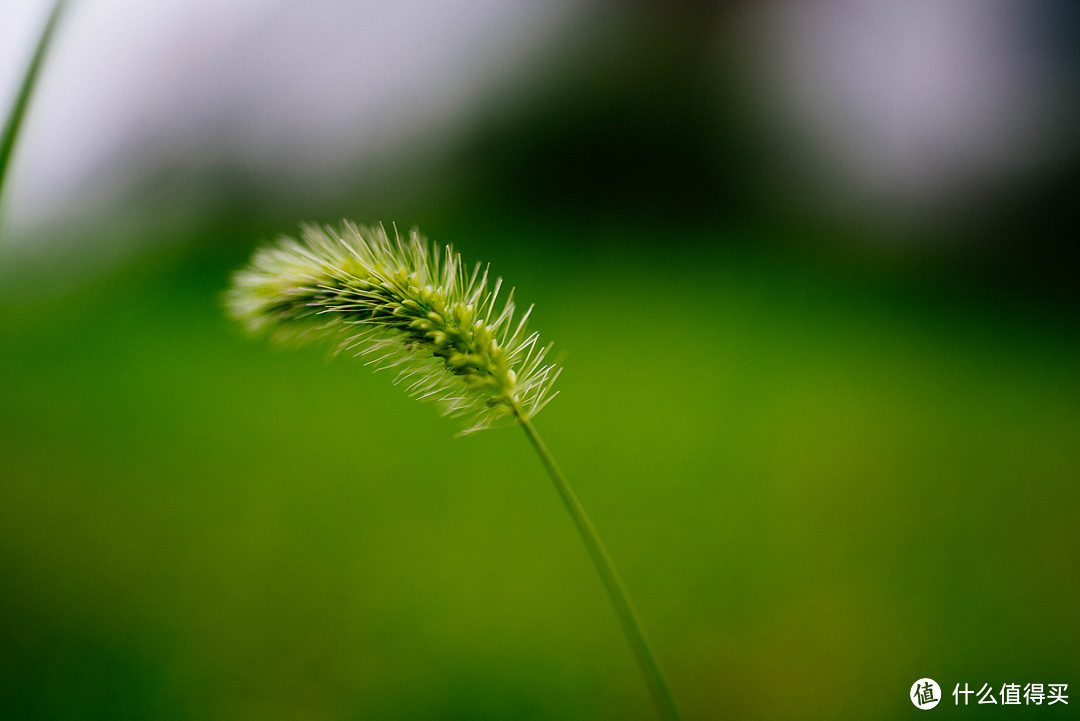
225, 222, 559, 431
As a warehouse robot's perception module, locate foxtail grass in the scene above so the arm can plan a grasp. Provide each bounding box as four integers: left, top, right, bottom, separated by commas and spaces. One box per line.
227, 222, 682, 720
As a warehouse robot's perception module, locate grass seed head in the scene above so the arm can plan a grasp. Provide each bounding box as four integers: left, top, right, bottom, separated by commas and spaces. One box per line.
226, 222, 560, 432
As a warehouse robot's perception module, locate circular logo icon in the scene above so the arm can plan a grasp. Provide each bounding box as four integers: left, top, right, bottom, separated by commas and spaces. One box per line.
911, 678, 941, 710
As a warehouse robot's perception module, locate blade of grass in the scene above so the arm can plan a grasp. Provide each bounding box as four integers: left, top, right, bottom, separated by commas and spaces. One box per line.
0, 0, 68, 235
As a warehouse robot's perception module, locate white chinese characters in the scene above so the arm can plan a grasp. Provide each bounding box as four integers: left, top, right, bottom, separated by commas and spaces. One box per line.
952, 682, 1068, 706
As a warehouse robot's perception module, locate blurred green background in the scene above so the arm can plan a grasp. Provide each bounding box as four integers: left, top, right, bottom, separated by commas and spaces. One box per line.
2, 1, 1079, 720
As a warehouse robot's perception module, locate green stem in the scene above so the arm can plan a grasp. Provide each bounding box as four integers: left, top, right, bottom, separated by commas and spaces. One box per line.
0, 0, 68, 233
516, 412, 683, 721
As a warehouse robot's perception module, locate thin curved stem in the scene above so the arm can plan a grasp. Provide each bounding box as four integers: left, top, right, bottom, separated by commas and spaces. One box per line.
0, 0, 68, 234
516, 412, 682, 721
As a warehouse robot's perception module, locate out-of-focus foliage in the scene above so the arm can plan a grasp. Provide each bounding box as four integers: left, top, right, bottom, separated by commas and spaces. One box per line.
2, 220, 1078, 720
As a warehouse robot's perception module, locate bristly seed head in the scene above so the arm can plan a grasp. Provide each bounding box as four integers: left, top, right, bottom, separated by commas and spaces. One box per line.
225, 221, 560, 433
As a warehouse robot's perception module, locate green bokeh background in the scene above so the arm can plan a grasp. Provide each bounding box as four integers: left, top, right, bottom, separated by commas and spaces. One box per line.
3, 221, 1077, 720
2, 4, 1079, 719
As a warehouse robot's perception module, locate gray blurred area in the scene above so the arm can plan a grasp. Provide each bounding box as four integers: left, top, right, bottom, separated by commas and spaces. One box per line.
2, 0, 1077, 287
